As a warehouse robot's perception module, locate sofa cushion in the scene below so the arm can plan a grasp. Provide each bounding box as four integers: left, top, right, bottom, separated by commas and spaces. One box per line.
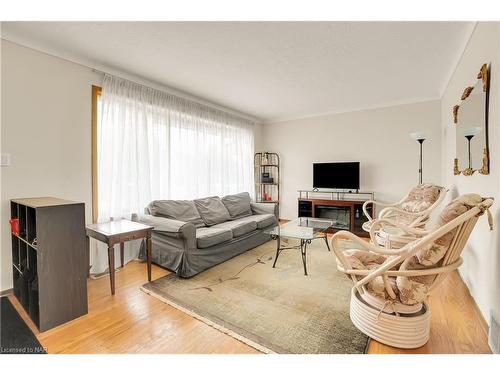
194, 196, 232, 226
221, 192, 253, 219
196, 227, 233, 248
222, 192, 252, 219
212, 219, 257, 238
251, 214, 277, 229
148, 200, 205, 228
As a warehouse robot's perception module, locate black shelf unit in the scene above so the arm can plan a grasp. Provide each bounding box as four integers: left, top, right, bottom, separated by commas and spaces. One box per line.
10, 197, 88, 332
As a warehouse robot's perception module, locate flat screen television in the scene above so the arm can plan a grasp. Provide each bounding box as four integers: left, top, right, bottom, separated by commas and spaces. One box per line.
313, 162, 360, 190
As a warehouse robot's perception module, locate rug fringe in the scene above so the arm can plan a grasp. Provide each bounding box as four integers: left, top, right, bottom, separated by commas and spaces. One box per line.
140, 286, 275, 354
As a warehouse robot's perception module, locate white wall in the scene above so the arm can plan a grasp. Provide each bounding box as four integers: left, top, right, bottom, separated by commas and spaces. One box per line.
253, 122, 264, 152
441, 22, 500, 349
261, 101, 442, 220
0, 40, 102, 290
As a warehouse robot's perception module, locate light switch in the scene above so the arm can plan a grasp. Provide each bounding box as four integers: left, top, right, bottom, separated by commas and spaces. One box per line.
1, 153, 11, 166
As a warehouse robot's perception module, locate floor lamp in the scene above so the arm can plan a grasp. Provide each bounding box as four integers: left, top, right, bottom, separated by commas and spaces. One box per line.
410, 132, 426, 184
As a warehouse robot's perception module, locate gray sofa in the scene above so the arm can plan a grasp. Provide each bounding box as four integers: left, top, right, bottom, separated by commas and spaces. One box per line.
133, 192, 278, 278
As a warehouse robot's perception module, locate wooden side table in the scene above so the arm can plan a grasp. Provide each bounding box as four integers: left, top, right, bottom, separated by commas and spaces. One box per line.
86, 219, 154, 295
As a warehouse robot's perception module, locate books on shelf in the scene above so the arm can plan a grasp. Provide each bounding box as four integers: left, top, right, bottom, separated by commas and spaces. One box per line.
261, 172, 274, 183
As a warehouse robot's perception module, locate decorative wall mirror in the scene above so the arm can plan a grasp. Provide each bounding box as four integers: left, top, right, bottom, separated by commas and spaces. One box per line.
453, 63, 490, 176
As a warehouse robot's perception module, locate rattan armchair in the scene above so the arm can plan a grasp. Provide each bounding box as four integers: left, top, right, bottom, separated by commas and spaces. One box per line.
362, 184, 447, 249
332, 194, 493, 348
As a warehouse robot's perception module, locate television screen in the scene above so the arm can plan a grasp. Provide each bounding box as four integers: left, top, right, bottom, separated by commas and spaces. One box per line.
313, 162, 360, 190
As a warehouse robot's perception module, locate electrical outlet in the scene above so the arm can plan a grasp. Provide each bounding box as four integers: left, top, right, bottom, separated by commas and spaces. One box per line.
489, 315, 500, 354
1, 153, 11, 166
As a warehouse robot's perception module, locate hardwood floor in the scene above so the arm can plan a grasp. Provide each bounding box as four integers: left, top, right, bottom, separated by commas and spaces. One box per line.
8, 260, 490, 354
367, 270, 491, 354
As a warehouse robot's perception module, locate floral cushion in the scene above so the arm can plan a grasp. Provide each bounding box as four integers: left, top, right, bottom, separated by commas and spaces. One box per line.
393, 212, 419, 226
396, 193, 483, 305
400, 183, 441, 214
416, 193, 483, 265
396, 256, 434, 305
342, 250, 398, 300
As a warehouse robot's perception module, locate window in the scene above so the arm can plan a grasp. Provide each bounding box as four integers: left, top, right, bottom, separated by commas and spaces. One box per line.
91, 76, 255, 223
91, 85, 101, 223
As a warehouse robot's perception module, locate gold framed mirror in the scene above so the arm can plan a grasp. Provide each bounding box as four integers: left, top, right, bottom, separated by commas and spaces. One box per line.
453, 63, 490, 176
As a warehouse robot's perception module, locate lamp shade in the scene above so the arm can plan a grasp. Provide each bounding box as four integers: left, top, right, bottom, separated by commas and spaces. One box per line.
410, 132, 426, 141
463, 126, 482, 137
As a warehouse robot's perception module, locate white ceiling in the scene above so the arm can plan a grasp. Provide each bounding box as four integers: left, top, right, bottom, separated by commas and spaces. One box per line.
2, 22, 475, 122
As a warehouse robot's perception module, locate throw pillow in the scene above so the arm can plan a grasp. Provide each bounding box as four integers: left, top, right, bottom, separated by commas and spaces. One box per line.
194, 196, 232, 226
221, 192, 252, 219
148, 200, 205, 228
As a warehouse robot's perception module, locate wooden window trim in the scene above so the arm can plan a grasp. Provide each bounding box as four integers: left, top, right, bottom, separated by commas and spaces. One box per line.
91, 85, 102, 223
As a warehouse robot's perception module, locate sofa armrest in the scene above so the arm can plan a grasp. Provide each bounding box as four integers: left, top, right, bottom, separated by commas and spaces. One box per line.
132, 213, 196, 245
250, 202, 279, 219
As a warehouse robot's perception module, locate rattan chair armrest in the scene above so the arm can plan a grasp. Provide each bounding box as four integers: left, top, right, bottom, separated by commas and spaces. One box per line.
369, 218, 429, 241
330, 230, 407, 264
378, 188, 448, 223
378, 206, 423, 219
340, 257, 462, 277
362, 200, 398, 222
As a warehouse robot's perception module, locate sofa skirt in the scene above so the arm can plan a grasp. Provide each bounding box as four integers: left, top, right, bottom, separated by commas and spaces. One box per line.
139, 229, 272, 278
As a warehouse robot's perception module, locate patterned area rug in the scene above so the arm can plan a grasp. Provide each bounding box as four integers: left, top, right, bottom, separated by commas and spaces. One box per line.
141, 239, 368, 354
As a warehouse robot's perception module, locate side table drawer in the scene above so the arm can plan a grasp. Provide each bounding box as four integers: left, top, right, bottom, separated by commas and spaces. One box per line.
118, 229, 150, 243
119, 233, 139, 242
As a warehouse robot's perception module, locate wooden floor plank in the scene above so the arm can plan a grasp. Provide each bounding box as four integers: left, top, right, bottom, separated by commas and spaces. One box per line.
367, 271, 490, 354
7, 260, 490, 354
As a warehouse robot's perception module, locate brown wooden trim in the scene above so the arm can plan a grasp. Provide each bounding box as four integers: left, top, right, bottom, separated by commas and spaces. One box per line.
300, 198, 355, 207
0, 288, 13, 297
91, 85, 102, 223
298, 198, 372, 238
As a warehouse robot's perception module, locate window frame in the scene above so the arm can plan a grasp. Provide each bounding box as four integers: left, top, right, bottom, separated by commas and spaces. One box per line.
91, 85, 102, 223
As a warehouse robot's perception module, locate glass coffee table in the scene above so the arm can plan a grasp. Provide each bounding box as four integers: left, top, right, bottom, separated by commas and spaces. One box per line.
266, 217, 336, 275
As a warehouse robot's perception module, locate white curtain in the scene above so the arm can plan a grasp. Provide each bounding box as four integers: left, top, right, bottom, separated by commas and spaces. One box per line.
169, 100, 255, 199
90, 75, 255, 274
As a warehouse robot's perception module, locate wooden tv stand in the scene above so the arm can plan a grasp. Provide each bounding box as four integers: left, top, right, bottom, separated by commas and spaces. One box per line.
298, 195, 374, 238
